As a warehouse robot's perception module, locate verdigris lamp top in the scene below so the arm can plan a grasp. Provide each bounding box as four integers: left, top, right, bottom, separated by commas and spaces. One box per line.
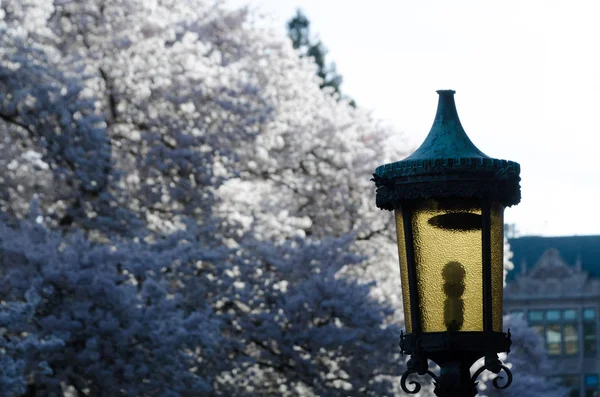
373, 90, 521, 210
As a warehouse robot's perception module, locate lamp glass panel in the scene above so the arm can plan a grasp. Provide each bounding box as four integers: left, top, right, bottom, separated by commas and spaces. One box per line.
410, 198, 493, 332
395, 209, 412, 333
490, 202, 505, 331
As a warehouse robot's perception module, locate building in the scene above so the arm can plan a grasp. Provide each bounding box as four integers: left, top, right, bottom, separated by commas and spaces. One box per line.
505, 236, 600, 397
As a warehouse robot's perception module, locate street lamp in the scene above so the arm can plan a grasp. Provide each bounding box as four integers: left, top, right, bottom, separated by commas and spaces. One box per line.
372, 90, 521, 397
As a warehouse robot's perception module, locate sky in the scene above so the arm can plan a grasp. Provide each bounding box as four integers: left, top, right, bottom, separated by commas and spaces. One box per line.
227, 0, 600, 237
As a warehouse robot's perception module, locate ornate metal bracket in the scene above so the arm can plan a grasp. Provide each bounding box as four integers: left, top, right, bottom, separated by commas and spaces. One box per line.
399, 356, 512, 396
470, 329, 513, 390
471, 354, 513, 390
399, 330, 513, 396
400, 367, 439, 394
400, 353, 439, 394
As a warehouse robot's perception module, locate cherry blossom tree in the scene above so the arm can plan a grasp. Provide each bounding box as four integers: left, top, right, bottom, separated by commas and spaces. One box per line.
0, 213, 404, 396
0, 216, 221, 396
1, 3, 405, 395
1, 0, 405, 241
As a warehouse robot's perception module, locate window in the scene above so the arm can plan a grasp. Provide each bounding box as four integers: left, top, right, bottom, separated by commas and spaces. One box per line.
585, 375, 598, 386
585, 374, 598, 397
532, 325, 544, 338
546, 324, 562, 355
563, 309, 579, 356
528, 310, 544, 322
584, 324, 597, 357
525, 308, 581, 356
564, 309, 578, 321
558, 375, 580, 397
547, 310, 561, 321
584, 309, 597, 321
564, 324, 579, 355
584, 309, 597, 357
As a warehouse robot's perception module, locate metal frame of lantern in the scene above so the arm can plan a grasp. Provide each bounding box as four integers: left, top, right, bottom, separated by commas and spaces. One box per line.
372, 90, 521, 397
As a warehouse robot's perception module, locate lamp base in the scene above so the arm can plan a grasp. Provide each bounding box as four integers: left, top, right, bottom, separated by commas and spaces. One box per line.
399, 331, 513, 396
400, 353, 512, 397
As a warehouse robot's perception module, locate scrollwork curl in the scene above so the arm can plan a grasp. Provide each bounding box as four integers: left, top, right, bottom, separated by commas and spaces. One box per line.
491, 365, 512, 389
471, 363, 513, 390
400, 369, 439, 394
400, 370, 422, 394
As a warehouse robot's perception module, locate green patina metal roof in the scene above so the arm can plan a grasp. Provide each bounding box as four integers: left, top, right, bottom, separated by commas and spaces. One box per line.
402, 90, 488, 161
373, 90, 521, 210
507, 235, 600, 281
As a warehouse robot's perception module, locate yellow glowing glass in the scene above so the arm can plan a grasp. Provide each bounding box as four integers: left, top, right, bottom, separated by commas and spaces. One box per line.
490, 202, 504, 332
395, 199, 505, 333
395, 211, 412, 333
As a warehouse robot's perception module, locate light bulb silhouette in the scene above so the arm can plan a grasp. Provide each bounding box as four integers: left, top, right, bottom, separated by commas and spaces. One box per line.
442, 261, 466, 331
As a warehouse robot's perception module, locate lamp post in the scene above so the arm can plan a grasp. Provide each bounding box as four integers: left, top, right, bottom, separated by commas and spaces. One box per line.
372, 90, 521, 397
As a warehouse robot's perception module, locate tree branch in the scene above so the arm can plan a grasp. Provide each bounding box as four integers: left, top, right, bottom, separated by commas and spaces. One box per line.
99, 68, 118, 124
0, 112, 34, 136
